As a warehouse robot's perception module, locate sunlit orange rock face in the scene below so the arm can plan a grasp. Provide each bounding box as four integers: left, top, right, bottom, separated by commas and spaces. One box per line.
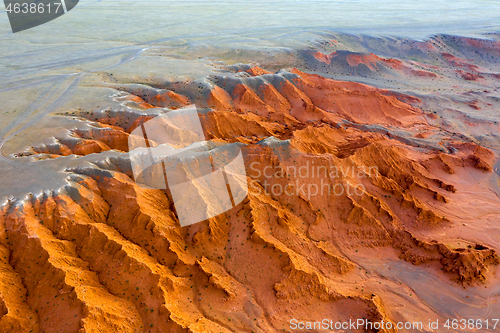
1, 65, 499, 333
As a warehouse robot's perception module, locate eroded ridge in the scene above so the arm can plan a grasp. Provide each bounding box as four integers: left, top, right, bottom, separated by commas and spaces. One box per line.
2, 65, 499, 332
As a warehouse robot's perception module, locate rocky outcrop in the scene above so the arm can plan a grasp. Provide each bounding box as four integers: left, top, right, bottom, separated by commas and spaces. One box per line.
2, 65, 499, 333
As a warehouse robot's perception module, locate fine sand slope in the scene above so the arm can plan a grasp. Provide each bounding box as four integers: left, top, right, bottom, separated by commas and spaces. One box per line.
1, 50, 500, 332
